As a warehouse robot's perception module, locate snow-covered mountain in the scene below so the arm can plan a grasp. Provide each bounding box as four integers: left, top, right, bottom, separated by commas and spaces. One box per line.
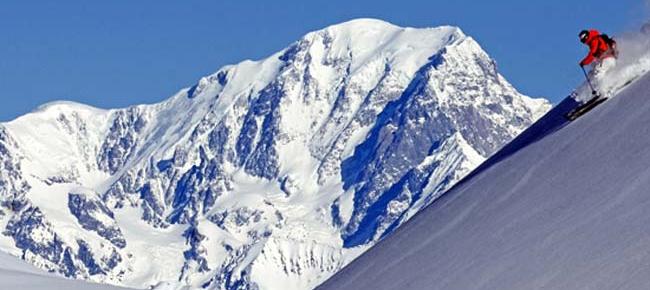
0, 19, 549, 289
319, 29, 650, 290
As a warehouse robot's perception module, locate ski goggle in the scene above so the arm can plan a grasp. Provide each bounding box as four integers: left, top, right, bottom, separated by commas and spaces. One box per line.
580, 33, 589, 43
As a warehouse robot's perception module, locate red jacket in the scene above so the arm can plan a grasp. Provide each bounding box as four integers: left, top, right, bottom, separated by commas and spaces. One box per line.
580, 29, 610, 66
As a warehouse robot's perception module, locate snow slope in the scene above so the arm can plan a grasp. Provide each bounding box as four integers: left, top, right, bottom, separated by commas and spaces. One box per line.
0, 19, 549, 289
0, 251, 129, 290
318, 31, 650, 290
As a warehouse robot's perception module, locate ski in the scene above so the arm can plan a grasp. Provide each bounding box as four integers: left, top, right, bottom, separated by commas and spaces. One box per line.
566, 96, 608, 121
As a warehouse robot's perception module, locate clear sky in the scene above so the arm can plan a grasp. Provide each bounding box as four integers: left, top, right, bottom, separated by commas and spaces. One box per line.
1, 0, 647, 121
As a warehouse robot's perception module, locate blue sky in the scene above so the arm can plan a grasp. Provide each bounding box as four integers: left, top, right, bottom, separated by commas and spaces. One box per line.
0, 0, 647, 121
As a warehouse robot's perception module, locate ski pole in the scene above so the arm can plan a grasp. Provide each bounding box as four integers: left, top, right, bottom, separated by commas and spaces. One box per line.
581, 66, 598, 96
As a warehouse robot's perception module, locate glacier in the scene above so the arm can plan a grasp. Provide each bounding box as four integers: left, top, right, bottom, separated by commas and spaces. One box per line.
0, 19, 549, 289
319, 27, 650, 290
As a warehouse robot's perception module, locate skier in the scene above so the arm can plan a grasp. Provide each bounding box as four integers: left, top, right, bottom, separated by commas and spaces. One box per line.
566, 30, 619, 120
578, 29, 618, 90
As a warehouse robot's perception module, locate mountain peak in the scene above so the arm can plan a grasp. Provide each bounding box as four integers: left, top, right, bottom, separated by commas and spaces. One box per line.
305, 18, 466, 50
320, 18, 464, 37
34, 100, 104, 114
325, 18, 400, 30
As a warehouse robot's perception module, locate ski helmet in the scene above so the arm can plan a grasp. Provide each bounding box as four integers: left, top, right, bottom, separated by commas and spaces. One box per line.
579, 30, 589, 43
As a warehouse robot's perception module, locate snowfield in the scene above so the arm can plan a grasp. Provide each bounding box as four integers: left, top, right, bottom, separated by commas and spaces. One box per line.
0, 251, 129, 290
319, 28, 650, 290
0, 19, 550, 289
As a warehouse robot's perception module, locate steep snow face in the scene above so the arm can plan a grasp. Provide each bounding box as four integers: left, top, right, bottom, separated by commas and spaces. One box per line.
0, 19, 549, 290
319, 35, 650, 290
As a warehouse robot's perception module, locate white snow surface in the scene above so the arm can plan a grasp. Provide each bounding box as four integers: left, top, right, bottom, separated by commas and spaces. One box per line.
0, 251, 130, 290
319, 30, 650, 290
